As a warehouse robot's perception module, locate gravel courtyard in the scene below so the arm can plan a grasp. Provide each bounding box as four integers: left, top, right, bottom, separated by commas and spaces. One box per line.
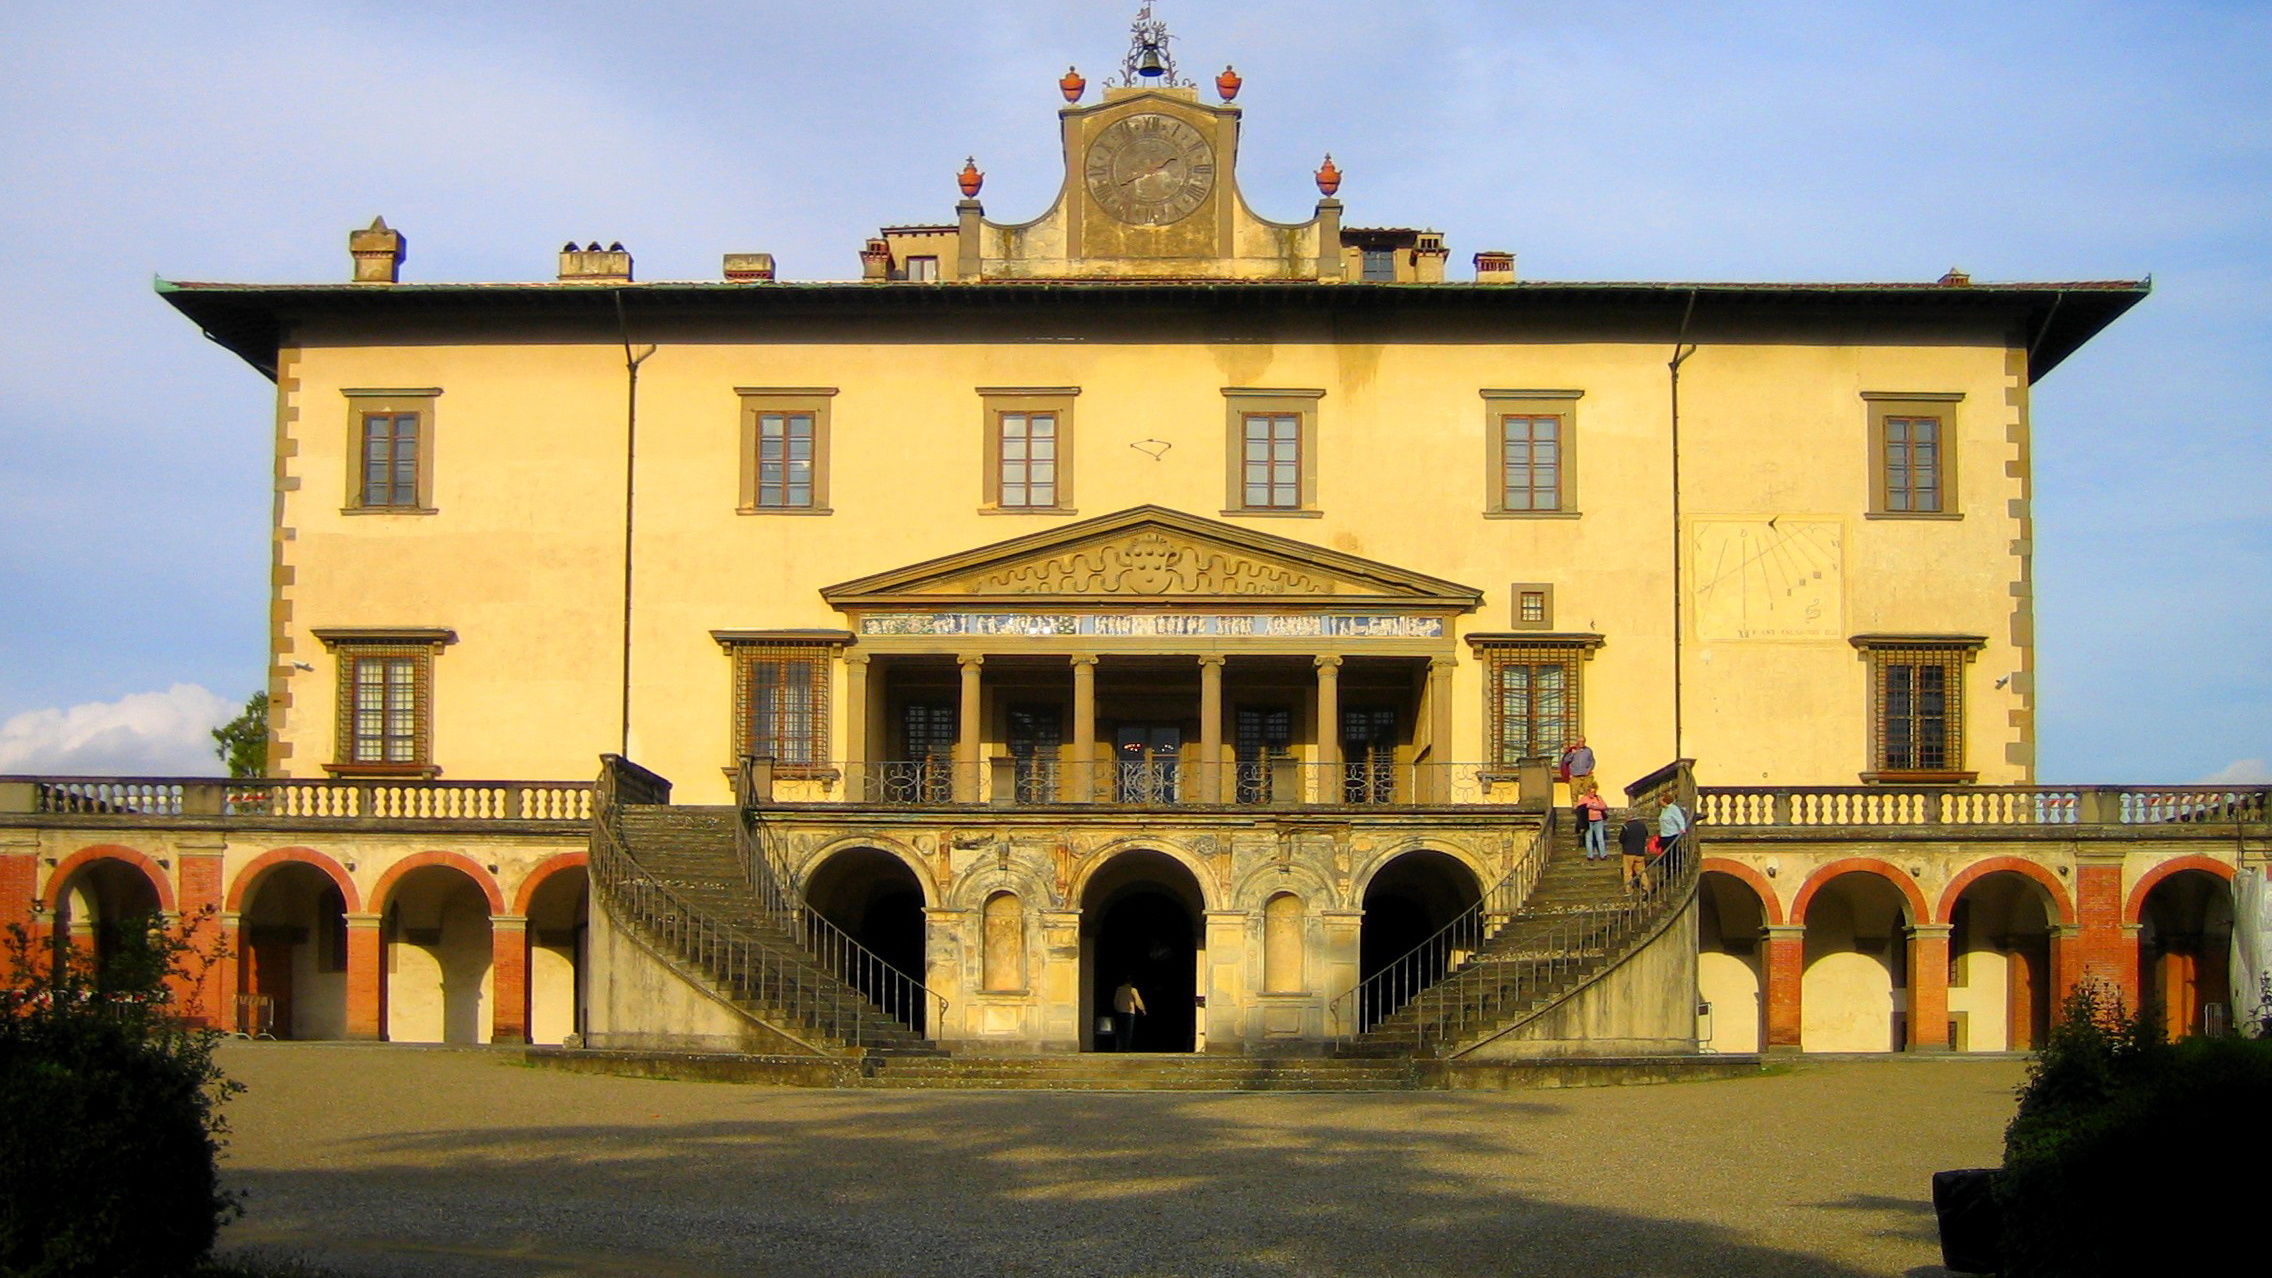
209, 1043, 2022, 1278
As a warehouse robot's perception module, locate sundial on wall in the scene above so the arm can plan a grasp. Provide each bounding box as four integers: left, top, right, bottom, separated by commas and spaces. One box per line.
1690, 517, 1846, 642
1084, 113, 1216, 225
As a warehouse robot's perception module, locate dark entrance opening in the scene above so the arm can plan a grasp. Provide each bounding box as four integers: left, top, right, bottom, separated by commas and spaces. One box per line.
804, 848, 928, 1033
1082, 850, 1204, 1052
1357, 849, 1483, 1027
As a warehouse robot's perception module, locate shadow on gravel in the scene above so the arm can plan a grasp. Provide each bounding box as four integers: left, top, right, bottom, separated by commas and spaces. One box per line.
217, 1080, 1936, 1278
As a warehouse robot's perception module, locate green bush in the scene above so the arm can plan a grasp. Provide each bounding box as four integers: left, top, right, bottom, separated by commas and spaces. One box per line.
1997, 979, 2272, 1277
0, 912, 243, 1277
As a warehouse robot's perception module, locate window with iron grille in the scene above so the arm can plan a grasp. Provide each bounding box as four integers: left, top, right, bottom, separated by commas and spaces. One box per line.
1487, 648, 1580, 767
316, 627, 451, 776
731, 645, 833, 773
1853, 635, 1980, 781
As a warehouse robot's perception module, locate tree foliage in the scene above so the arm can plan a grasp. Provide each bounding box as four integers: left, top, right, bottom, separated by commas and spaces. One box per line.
210, 691, 268, 779
0, 911, 243, 1277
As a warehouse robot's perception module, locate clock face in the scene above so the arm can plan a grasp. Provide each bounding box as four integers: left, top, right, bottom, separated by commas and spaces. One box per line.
1084, 114, 1216, 226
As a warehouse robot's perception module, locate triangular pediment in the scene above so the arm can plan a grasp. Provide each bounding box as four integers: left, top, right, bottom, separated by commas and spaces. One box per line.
823, 506, 1481, 610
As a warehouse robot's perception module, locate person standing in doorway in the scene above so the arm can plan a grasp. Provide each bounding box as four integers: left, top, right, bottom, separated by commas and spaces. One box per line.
1112, 977, 1147, 1052
1576, 786, 1610, 861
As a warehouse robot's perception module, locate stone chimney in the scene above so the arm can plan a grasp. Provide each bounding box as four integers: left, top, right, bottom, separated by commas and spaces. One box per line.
1414, 232, 1449, 284
723, 253, 776, 282
860, 238, 892, 282
559, 242, 633, 282
349, 217, 406, 283
1473, 250, 1517, 284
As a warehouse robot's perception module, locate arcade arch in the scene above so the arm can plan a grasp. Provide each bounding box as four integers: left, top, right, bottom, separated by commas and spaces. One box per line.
1797, 869, 1916, 1053
235, 860, 351, 1039
1944, 870, 2058, 1051
1355, 848, 1482, 1029
804, 847, 928, 1033
2136, 867, 2235, 1038
1081, 849, 1205, 1052
521, 861, 590, 1046
1698, 870, 1772, 1053
48, 852, 166, 981
378, 863, 495, 1044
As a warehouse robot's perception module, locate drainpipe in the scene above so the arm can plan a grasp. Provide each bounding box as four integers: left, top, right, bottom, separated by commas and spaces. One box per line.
614, 291, 656, 758
1668, 290, 1698, 763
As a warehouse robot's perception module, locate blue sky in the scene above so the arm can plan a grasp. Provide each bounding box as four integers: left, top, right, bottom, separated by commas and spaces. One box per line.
1, 0, 2265, 782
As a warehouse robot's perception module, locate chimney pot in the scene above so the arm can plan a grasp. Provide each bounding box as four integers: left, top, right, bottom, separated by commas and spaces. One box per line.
348, 216, 406, 283
559, 242, 633, 282
723, 252, 777, 282
1473, 250, 1517, 284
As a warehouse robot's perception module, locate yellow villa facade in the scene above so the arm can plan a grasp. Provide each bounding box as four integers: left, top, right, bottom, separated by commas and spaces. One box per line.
8, 23, 2259, 1072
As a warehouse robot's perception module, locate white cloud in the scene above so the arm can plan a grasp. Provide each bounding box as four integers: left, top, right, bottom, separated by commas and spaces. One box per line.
0, 685, 237, 777
2200, 759, 2272, 785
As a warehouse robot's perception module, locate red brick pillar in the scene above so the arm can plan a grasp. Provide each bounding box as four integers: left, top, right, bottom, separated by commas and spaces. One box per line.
345, 912, 385, 1040
1907, 924, 1952, 1052
1763, 924, 1806, 1052
2072, 857, 2136, 1007
490, 914, 529, 1045
174, 845, 226, 1028
2050, 923, 2083, 1005
0, 838, 38, 936
217, 912, 244, 1034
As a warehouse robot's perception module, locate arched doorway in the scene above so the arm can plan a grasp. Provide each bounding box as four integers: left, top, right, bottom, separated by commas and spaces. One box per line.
1947, 871, 2055, 1051
236, 862, 350, 1039
523, 865, 589, 1046
1355, 849, 1482, 1026
50, 858, 164, 985
2138, 870, 2235, 1038
381, 865, 494, 1044
1799, 871, 1914, 1052
803, 848, 928, 1033
1698, 871, 1769, 1053
1081, 850, 1204, 1052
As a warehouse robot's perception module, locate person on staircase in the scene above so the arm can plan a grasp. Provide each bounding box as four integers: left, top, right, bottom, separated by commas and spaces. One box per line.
1576, 786, 1610, 861
1557, 736, 1596, 797
1618, 813, 1653, 894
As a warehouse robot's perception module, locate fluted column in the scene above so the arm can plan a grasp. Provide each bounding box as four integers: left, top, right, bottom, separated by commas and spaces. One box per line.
957, 655, 984, 802
1071, 654, 1098, 803
1198, 655, 1225, 804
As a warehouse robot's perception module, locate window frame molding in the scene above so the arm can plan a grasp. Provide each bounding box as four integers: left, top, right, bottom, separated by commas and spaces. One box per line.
342, 388, 441, 515
1222, 387, 1325, 518
1466, 632, 1604, 770
712, 629, 851, 779
1481, 389, 1582, 519
978, 386, 1080, 515
736, 387, 837, 515
1862, 391, 1963, 520
1850, 632, 1984, 784
313, 626, 455, 777
1508, 582, 1557, 630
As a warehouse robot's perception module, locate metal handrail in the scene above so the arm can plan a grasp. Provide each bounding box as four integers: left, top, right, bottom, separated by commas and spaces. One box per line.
772, 759, 1538, 807
1329, 760, 1703, 1054
733, 757, 946, 1038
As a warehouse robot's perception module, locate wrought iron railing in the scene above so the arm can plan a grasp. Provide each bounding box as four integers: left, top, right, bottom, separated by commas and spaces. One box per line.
1329, 760, 1701, 1054
590, 756, 936, 1052
1697, 784, 2269, 829
2, 774, 593, 821
769, 759, 1539, 808
732, 757, 944, 1038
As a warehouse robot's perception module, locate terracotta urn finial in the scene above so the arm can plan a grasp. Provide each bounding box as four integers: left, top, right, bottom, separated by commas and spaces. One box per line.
1060, 66, 1086, 102
958, 157, 984, 199
1216, 65, 1242, 101
1315, 153, 1341, 197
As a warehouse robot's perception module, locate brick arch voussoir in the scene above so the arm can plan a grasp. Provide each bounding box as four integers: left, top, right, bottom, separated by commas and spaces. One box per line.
1699, 858, 1785, 926
2123, 855, 2238, 926
45, 845, 177, 914
227, 846, 363, 915
511, 852, 589, 918
1936, 856, 2075, 928
1790, 857, 1929, 926
370, 850, 505, 915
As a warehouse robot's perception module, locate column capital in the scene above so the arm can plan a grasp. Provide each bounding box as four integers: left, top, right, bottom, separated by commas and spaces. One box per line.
958, 654, 986, 671
843, 651, 872, 669
1314, 654, 1343, 673
1763, 923, 1807, 940
491, 913, 530, 930
1196, 654, 1226, 670
1907, 923, 1953, 941
1068, 652, 1099, 669
1429, 655, 1458, 672
345, 912, 383, 927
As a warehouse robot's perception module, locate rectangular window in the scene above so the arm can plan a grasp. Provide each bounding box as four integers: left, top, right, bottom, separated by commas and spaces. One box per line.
1517, 589, 1550, 626
906, 256, 939, 282
980, 388, 1078, 513
1007, 703, 1062, 803
1854, 635, 1981, 781
1243, 414, 1301, 508
1482, 390, 1581, 517
1234, 705, 1293, 804
1500, 415, 1563, 511
738, 388, 835, 514
315, 628, 452, 776
999, 413, 1057, 508
342, 389, 438, 513
1865, 393, 1962, 518
1361, 247, 1396, 282
718, 636, 844, 777
1223, 389, 1324, 516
